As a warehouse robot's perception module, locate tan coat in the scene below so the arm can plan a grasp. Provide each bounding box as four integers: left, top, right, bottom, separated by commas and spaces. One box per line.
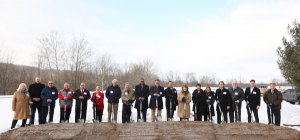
121, 89, 135, 105
12, 91, 32, 120
177, 91, 192, 118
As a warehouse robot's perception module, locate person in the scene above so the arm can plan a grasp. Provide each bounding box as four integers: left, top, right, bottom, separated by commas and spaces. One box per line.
245, 79, 261, 123
91, 86, 104, 122
204, 86, 215, 121
73, 83, 91, 123
58, 82, 74, 123
106, 79, 121, 122
192, 84, 205, 121
11, 83, 33, 129
134, 78, 149, 122
177, 84, 191, 121
149, 79, 164, 122
228, 80, 245, 123
28, 77, 45, 125
263, 83, 283, 126
164, 81, 178, 121
215, 81, 231, 124
121, 82, 135, 123
41, 81, 58, 124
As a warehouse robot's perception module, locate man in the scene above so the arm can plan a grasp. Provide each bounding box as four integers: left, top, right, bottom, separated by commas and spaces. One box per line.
134, 78, 149, 122
164, 81, 178, 121
121, 82, 135, 123
245, 79, 261, 123
263, 83, 283, 126
28, 77, 45, 125
40, 81, 58, 124
149, 79, 164, 122
106, 79, 121, 122
73, 83, 91, 123
192, 84, 205, 121
215, 81, 231, 124
228, 80, 245, 123
58, 82, 74, 123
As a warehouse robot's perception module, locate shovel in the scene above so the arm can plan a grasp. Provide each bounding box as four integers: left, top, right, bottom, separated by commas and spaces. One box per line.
207, 101, 214, 123
130, 103, 135, 123
93, 101, 99, 123
168, 97, 173, 121
218, 103, 225, 124
77, 99, 84, 123
26, 103, 33, 127
247, 104, 254, 123
137, 100, 144, 123
61, 100, 69, 123
194, 102, 198, 121
110, 101, 116, 123
154, 96, 161, 122
182, 100, 189, 121
268, 104, 273, 125
235, 102, 240, 123
46, 102, 52, 124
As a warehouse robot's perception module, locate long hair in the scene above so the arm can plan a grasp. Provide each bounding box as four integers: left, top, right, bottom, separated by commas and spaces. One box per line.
181, 84, 189, 96
17, 83, 28, 92
205, 86, 211, 96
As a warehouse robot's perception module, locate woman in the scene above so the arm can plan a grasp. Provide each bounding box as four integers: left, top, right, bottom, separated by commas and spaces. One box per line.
177, 84, 192, 121
11, 83, 33, 129
203, 86, 215, 121
91, 86, 104, 122
192, 84, 205, 121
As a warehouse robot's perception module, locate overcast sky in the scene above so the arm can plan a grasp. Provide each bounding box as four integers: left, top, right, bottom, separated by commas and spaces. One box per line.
0, 0, 299, 83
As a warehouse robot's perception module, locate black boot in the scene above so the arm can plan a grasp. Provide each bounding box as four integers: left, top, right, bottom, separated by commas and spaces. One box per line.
11, 120, 18, 129
21, 119, 27, 127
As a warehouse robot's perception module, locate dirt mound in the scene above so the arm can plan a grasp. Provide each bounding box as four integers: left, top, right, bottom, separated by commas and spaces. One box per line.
1, 122, 299, 140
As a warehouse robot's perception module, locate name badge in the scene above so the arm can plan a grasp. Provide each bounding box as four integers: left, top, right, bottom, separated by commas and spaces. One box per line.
125, 92, 128, 95
68, 91, 72, 94
253, 92, 256, 94
84, 92, 87, 95
52, 92, 55, 95
235, 92, 238, 95
160, 92, 162, 95
26, 94, 29, 96
223, 92, 226, 95
208, 96, 211, 99
98, 96, 101, 98
110, 91, 113, 94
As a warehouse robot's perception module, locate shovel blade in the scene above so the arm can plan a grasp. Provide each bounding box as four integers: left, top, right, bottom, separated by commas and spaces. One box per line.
182, 118, 189, 121
155, 116, 161, 122
130, 119, 135, 123
168, 118, 173, 121
137, 119, 144, 123
77, 119, 84, 123
93, 119, 99, 123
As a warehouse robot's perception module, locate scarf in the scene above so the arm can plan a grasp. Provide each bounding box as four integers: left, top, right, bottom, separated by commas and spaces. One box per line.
19, 90, 26, 98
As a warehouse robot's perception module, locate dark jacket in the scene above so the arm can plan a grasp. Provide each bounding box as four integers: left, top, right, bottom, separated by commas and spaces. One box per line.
203, 91, 215, 116
215, 88, 232, 112
164, 87, 178, 111
28, 82, 45, 105
228, 86, 245, 110
149, 85, 164, 110
134, 84, 149, 110
263, 89, 283, 110
40, 86, 58, 107
73, 89, 91, 108
105, 85, 122, 104
245, 86, 261, 110
192, 89, 205, 112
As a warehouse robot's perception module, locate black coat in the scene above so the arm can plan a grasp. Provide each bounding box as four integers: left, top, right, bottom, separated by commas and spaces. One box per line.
203, 91, 215, 116
245, 86, 261, 110
73, 89, 91, 108
149, 85, 164, 110
192, 89, 205, 112
215, 88, 232, 112
105, 85, 122, 104
134, 84, 149, 110
164, 87, 178, 111
228, 86, 245, 110
28, 82, 45, 105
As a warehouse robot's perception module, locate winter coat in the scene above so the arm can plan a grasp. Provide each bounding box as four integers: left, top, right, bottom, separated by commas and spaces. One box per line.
121, 89, 135, 106
149, 85, 165, 110
73, 89, 91, 108
203, 91, 215, 116
177, 91, 191, 118
192, 89, 205, 112
263, 89, 283, 110
91, 92, 104, 110
228, 86, 245, 110
40, 86, 58, 107
215, 88, 232, 112
134, 84, 149, 110
245, 86, 261, 110
164, 87, 178, 111
105, 85, 122, 104
28, 82, 45, 105
58, 88, 74, 108
12, 91, 32, 120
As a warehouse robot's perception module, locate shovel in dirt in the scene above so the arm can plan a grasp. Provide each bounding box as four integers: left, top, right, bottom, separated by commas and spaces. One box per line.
61, 100, 69, 123
218, 103, 225, 124
26, 103, 33, 127
235, 102, 240, 123
182, 100, 189, 121
137, 100, 144, 123
155, 96, 161, 122
168, 97, 173, 121
130, 103, 135, 123
268, 104, 273, 125
93, 101, 99, 123
110, 101, 117, 123
247, 103, 254, 123
77, 99, 84, 123
194, 102, 198, 121
207, 101, 214, 123
46, 102, 53, 124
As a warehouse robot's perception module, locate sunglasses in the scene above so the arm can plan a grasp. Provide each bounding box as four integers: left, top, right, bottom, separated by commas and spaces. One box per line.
48, 83, 53, 84
140, 81, 144, 82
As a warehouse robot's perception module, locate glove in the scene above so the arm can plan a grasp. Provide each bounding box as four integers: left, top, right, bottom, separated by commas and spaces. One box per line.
206, 100, 211, 103
94, 101, 98, 107
182, 97, 186, 102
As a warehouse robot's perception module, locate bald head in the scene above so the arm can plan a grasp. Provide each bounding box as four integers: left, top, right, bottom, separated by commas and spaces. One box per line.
232, 80, 237, 89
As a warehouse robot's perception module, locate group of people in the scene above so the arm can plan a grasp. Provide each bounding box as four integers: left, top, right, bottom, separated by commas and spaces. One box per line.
11, 77, 283, 129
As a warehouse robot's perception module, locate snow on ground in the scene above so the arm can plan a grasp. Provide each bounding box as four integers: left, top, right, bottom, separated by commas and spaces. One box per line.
1, 87, 300, 134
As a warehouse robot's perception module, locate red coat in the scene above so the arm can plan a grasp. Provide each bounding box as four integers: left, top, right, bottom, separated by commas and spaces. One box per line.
91, 92, 104, 110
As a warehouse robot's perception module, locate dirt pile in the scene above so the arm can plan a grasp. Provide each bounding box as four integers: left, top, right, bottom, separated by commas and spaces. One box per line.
0, 122, 299, 140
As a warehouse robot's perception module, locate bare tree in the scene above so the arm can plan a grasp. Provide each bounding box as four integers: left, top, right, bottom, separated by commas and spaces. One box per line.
95, 53, 114, 92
